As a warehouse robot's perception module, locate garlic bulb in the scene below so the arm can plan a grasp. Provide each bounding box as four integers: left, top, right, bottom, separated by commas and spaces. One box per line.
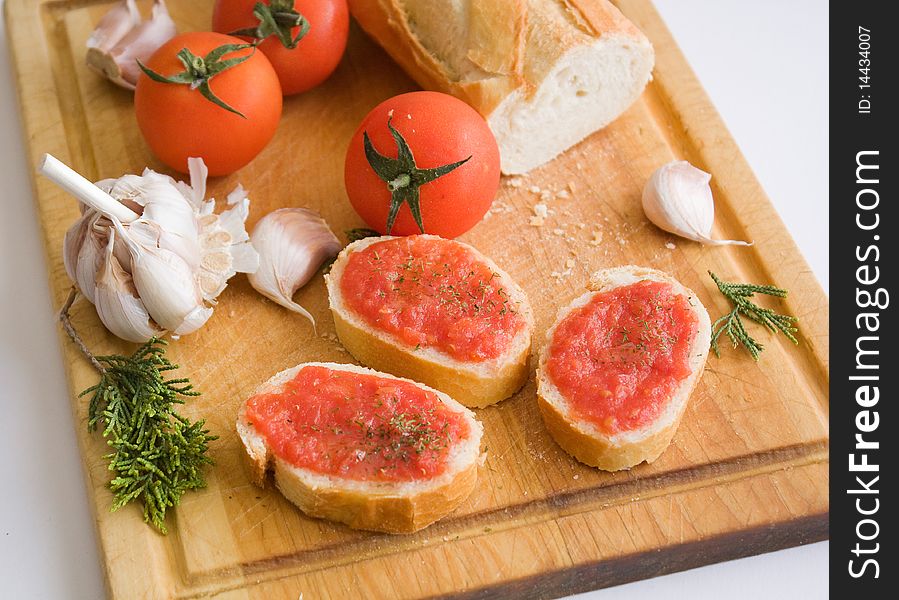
86, 0, 176, 90
42, 154, 257, 342
247, 208, 342, 327
642, 160, 751, 246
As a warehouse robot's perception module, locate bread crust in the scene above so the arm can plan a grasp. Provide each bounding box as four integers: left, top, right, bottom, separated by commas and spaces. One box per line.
347, 0, 523, 115
348, 0, 654, 173
237, 362, 483, 534
326, 235, 534, 408
536, 267, 711, 471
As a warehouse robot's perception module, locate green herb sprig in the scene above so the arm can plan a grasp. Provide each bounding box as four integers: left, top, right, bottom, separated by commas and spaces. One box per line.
79, 337, 216, 534
708, 271, 799, 360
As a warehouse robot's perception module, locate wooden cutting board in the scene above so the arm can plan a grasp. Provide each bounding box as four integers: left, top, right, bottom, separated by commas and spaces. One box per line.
5, 0, 829, 597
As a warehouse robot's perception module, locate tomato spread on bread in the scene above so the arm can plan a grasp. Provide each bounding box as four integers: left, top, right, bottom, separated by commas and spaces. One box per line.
546, 281, 698, 434
339, 236, 526, 361
244, 365, 470, 482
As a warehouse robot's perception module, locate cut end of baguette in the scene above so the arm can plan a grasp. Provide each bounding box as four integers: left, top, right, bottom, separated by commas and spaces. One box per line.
349, 0, 655, 175
489, 36, 654, 174
537, 266, 710, 471
237, 362, 484, 534
326, 235, 534, 408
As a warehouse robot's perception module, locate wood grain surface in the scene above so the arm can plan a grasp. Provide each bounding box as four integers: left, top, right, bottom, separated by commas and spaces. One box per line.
5, 0, 829, 598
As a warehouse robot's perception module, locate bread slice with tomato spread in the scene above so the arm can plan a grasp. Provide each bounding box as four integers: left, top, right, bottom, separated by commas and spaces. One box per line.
237, 362, 484, 534
537, 266, 711, 471
326, 235, 534, 408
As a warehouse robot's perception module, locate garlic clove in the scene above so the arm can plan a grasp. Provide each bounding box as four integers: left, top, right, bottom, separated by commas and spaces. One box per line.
642, 160, 751, 246
85, 0, 139, 53
64, 209, 95, 285
247, 208, 342, 327
110, 0, 177, 89
74, 213, 108, 304
112, 218, 212, 333
173, 304, 214, 336
94, 228, 165, 342
86, 0, 176, 91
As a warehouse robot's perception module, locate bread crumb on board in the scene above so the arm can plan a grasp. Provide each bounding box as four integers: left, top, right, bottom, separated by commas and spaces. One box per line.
551, 264, 574, 280
665, 242, 676, 250
484, 201, 515, 219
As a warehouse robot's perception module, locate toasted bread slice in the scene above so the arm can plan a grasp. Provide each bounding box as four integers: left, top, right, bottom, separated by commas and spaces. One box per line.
237, 362, 483, 534
537, 267, 711, 471
325, 235, 534, 408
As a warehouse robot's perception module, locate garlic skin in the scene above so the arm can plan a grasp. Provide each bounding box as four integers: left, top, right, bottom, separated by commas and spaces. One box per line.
642, 160, 751, 246
85, 0, 139, 53
247, 208, 342, 327
45, 153, 257, 343
63, 209, 94, 286
73, 213, 108, 304
94, 229, 164, 342
86, 0, 176, 91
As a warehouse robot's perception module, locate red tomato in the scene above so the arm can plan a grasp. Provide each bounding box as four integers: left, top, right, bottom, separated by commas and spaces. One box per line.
212, 0, 349, 95
344, 92, 501, 239
134, 32, 282, 176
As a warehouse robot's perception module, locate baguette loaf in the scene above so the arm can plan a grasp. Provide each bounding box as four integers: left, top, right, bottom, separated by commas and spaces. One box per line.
537, 267, 710, 471
348, 0, 654, 174
326, 235, 534, 408
238, 362, 484, 533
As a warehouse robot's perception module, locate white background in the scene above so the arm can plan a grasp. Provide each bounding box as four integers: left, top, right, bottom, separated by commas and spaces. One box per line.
0, 0, 828, 598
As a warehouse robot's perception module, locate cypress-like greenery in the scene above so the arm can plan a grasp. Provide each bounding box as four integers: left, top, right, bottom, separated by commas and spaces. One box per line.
709, 271, 799, 361
81, 338, 216, 534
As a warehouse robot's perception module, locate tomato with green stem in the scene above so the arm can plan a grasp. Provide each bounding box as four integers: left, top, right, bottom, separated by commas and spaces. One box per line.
212, 0, 349, 95
135, 32, 282, 176
344, 92, 501, 239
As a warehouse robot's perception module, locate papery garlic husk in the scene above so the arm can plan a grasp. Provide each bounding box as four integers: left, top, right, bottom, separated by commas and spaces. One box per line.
112, 218, 212, 335
64, 208, 95, 286
196, 185, 260, 301
86, 0, 176, 90
73, 213, 109, 304
642, 160, 751, 246
247, 208, 342, 327
85, 0, 139, 53
94, 228, 165, 342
